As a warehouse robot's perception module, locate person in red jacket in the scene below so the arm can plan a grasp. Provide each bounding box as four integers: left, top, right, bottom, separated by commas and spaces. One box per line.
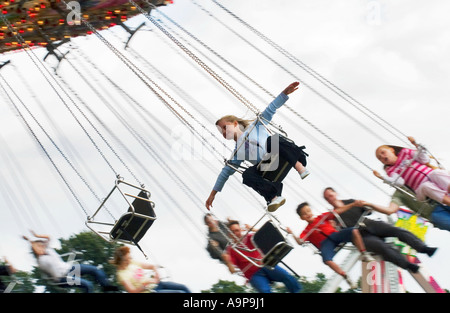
224, 220, 301, 293
288, 201, 373, 288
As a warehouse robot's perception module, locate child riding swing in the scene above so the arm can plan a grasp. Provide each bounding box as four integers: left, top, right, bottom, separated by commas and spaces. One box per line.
205, 82, 309, 212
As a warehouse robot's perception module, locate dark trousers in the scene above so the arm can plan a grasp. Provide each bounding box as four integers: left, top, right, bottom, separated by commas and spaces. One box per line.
360, 219, 427, 269
242, 134, 307, 203
242, 165, 283, 203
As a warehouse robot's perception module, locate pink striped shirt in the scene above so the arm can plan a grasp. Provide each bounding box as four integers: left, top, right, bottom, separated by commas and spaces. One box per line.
386, 148, 433, 191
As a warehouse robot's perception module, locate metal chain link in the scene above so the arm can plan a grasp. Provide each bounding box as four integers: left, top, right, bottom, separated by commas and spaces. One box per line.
210, 0, 411, 146
0, 71, 90, 218
153, 2, 380, 175
0, 12, 121, 180
138, 0, 260, 115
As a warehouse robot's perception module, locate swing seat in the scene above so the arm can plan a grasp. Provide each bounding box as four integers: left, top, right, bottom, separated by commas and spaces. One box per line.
86, 179, 157, 255
225, 118, 301, 184
258, 153, 292, 183
258, 134, 307, 183
110, 190, 156, 244
252, 221, 293, 268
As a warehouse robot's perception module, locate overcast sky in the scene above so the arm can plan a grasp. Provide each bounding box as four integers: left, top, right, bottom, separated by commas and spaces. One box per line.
1, 0, 449, 293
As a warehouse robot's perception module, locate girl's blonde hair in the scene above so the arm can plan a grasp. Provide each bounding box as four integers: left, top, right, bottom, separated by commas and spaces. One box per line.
215, 115, 253, 131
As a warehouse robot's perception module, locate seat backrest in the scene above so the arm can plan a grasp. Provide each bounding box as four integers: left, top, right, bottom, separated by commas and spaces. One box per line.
252, 221, 287, 255
110, 191, 156, 243
110, 214, 154, 243
252, 221, 292, 268
263, 243, 293, 268
260, 154, 292, 183
128, 190, 156, 217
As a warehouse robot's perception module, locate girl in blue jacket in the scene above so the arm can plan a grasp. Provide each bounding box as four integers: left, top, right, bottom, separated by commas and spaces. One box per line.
205, 82, 308, 212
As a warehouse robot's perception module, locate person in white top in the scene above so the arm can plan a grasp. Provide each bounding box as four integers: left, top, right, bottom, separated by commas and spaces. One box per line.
112, 246, 191, 293
24, 230, 118, 293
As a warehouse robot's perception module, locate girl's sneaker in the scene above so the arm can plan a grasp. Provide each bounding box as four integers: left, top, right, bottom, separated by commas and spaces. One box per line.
267, 196, 286, 212
300, 169, 310, 179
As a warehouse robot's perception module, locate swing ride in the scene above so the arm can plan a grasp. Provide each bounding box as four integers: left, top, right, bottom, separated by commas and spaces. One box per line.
224, 211, 294, 271
0, 0, 448, 293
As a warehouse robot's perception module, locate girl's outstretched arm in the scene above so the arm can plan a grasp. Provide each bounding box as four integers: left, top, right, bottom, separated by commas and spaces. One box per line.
260, 82, 300, 122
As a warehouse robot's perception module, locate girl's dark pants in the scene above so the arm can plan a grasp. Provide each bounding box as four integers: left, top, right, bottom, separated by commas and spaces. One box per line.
242, 134, 307, 203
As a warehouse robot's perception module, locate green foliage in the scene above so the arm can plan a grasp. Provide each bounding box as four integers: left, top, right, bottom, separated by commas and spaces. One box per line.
298, 273, 327, 293
201, 279, 254, 293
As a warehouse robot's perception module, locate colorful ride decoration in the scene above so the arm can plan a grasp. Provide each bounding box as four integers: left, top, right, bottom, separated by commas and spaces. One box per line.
394, 208, 429, 257
0, 0, 172, 54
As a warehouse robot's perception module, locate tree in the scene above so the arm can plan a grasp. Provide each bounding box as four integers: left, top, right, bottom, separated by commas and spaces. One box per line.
58, 231, 120, 279
299, 273, 327, 293
201, 279, 254, 293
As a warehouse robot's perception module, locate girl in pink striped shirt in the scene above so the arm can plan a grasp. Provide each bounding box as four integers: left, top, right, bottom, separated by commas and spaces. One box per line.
373, 137, 450, 205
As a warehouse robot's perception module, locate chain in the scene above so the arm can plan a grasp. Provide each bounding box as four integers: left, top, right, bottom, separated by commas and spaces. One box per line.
0, 72, 90, 218
138, 0, 260, 115
59, 0, 233, 167
210, 0, 411, 146
0, 12, 121, 180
